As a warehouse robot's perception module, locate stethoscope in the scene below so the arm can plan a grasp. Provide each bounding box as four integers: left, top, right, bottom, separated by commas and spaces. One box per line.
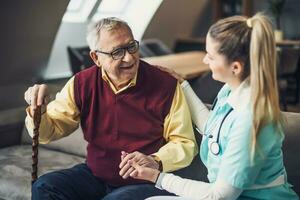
195, 98, 234, 155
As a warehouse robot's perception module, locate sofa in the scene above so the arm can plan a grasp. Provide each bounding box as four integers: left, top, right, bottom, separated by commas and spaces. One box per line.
0, 107, 299, 200
0, 75, 299, 200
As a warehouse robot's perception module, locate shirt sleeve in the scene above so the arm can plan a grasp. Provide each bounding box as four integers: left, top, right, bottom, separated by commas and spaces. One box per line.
181, 81, 210, 134
152, 82, 198, 172
25, 76, 80, 144
157, 173, 242, 200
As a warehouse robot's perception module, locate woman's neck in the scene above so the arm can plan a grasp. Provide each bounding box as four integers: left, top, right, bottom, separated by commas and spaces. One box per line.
227, 78, 242, 92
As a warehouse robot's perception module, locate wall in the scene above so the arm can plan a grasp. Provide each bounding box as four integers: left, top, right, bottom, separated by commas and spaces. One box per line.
143, 0, 210, 49
44, 22, 88, 79
0, 0, 69, 110
143, 0, 300, 52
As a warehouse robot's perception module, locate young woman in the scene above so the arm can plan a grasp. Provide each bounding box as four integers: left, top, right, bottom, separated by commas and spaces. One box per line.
126, 13, 299, 200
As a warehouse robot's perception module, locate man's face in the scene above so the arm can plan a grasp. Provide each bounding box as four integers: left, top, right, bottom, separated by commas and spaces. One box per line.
92, 26, 140, 87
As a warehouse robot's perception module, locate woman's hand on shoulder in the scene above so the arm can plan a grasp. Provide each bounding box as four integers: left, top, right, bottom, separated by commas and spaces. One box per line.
155, 65, 185, 83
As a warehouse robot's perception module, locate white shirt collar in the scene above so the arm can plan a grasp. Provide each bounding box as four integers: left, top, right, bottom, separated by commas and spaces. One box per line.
227, 78, 251, 111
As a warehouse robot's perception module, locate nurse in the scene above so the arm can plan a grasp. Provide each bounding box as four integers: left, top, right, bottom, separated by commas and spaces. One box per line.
123, 13, 299, 199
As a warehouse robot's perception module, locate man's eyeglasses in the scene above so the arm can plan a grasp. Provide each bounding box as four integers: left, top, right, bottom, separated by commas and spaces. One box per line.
95, 40, 139, 60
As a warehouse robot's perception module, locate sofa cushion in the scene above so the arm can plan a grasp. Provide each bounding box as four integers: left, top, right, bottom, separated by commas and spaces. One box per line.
283, 111, 300, 135
0, 145, 85, 200
21, 126, 87, 157
282, 112, 300, 195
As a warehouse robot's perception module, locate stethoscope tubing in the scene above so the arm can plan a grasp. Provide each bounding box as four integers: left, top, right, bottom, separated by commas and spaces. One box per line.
197, 97, 234, 155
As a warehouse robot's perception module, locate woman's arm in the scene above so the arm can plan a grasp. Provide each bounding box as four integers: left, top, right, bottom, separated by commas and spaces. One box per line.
181, 81, 210, 134
157, 173, 242, 200
153, 65, 210, 134
129, 161, 242, 200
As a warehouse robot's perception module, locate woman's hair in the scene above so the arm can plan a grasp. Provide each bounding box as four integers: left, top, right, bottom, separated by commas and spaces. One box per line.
86, 17, 132, 51
208, 13, 283, 153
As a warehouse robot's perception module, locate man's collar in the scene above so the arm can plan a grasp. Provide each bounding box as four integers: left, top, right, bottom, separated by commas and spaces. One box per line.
227, 78, 251, 111
101, 67, 137, 94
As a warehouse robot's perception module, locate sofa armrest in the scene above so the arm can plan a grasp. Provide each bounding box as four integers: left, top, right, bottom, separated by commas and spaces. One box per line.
0, 123, 24, 148
0, 107, 26, 148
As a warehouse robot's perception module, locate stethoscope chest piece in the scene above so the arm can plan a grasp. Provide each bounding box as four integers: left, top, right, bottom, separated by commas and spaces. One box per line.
210, 141, 220, 155
206, 105, 233, 156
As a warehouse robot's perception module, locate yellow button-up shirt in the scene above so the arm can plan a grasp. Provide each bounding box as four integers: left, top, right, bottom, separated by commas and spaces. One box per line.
26, 66, 197, 172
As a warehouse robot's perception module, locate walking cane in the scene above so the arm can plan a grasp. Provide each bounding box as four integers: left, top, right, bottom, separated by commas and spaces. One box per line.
32, 106, 41, 185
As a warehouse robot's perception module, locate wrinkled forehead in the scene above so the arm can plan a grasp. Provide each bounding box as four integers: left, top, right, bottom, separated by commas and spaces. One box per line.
97, 26, 134, 51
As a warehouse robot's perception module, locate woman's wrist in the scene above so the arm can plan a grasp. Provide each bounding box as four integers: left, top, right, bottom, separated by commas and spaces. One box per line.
149, 155, 163, 171
150, 169, 161, 183
154, 172, 166, 190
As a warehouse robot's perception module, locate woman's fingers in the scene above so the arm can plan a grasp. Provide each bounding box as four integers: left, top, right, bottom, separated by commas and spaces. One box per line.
129, 169, 138, 178
128, 160, 140, 169
121, 166, 135, 179
119, 152, 135, 169
128, 160, 160, 183
154, 65, 184, 83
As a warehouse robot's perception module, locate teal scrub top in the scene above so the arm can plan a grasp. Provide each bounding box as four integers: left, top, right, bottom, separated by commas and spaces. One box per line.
200, 84, 299, 199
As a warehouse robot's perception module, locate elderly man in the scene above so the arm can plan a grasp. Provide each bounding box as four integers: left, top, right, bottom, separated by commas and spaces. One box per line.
24, 17, 197, 200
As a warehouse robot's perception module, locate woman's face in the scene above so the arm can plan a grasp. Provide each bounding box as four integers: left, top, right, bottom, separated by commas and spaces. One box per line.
203, 33, 233, 83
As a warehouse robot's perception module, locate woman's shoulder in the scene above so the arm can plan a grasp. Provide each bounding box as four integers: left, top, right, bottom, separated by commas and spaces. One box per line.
229, 110, 283, 141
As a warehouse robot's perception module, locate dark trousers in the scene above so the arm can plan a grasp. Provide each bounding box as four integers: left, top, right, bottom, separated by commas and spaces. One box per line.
32, 163, 174, 200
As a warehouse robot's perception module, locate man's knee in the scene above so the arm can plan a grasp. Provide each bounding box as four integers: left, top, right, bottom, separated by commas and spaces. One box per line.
32, 174, 53, 193
102, 192, 132, 200
31, 174, 53, 200
32, 171, 67, 199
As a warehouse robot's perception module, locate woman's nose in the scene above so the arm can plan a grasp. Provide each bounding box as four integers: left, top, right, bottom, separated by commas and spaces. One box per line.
203, 54, 209, 64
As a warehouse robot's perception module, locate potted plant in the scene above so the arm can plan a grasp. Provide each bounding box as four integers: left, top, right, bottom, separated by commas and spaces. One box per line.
268, 0, 286, 41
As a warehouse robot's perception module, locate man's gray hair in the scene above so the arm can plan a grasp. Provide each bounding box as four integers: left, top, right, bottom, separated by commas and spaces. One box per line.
86, 17, 132, 51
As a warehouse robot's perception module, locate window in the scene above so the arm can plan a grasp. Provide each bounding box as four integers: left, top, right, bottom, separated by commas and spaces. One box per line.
92, 0, 163, 40
98, 0, 128, 14
45, 0, 162, 79
63, 0, 97, 23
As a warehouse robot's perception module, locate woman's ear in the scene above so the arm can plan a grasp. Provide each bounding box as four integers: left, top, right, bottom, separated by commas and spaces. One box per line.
231, 61, 243, 77
90, 51, 101, 66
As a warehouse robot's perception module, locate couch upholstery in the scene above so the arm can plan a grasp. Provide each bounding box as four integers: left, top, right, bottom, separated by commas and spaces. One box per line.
0, 109, 299, 200
0, 124, 86, 200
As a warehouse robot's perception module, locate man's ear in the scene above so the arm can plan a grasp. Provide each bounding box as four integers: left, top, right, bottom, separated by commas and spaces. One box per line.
231, 61, 243, 77
90, 51, 101, 66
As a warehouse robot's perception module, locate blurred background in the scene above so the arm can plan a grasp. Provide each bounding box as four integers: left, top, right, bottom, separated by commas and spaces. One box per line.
0, 1, 300, 198
1, 0, 299, 112
1, 0, 300, 145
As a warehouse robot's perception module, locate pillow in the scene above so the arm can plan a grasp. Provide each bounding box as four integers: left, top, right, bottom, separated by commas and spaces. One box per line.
283, 111, 300, 135
21, 125, 87, 157
0, 107, 26, 127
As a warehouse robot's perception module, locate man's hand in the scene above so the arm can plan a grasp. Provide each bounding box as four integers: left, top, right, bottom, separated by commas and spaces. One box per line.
119, 151, 159, 179
24, 84, 50, 116
128, 160, 160, 183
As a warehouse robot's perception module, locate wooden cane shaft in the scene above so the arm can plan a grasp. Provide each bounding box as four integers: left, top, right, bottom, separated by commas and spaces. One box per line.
32, 106, 41, 184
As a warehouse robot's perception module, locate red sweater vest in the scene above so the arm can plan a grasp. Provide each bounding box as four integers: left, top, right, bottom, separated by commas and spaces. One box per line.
74, 60, 177, 186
